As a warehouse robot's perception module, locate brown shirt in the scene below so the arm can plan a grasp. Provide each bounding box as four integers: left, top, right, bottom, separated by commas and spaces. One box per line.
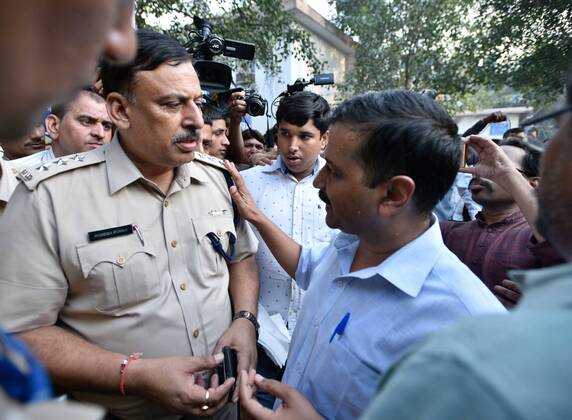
441, 211, 563, 291
0, 138, 258, 419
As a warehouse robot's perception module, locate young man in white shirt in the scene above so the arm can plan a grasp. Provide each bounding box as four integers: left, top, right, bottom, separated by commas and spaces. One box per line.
240, 91, 333, 407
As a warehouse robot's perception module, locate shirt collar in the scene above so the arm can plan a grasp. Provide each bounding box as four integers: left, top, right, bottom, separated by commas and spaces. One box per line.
105, 134, 205, 195
186, 159, 209, 184
263, 155, 324, 177
475, 210, 525, 227
334, 218, 445, 298
0, 160, 18, 203
106, 134, 207, 195
105, 135, 144, 194
510, 262, 572, 309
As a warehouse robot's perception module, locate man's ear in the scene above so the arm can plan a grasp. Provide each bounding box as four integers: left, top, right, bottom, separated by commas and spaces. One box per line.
106, 92, 132, 130
45, 114, 61, 141
528, 176, 540, 189
378, 175, 416, 217
320, 130, 329, 151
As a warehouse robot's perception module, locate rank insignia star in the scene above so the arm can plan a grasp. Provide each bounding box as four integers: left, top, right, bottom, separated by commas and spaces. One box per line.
71, 154, 86, 162
36, 164, 51, 172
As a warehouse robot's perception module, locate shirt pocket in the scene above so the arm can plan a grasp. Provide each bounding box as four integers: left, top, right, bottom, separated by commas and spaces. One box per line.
76, 233, 160, 315
191, 215, 236, 277
306, 340, 381, 419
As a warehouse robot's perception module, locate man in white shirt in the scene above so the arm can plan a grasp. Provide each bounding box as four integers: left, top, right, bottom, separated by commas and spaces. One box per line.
240, 91, 333, 407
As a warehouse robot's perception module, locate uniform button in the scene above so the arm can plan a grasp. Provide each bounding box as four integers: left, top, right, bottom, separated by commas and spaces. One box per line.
116, 255, 126, 265
180, 283, 187, 291
171, 240, 178, 248
193, 329, 200, 338
164, 200, 169, 208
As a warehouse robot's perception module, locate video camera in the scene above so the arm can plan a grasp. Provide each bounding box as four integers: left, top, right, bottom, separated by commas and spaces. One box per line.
186, 16, 267, 117
278, 73, 335, 98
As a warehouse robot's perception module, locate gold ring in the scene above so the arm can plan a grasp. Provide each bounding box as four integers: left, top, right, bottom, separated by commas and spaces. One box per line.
201, 389, 210, 411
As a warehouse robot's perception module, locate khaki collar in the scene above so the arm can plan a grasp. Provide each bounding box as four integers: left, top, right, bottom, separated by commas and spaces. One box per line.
0, 160, 18, 203
105, 134, 206, 195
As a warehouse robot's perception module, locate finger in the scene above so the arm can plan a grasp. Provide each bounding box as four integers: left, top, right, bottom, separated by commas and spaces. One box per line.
224, 160, 246, 189
238, 370, 254, 403
465, 135, 499, 154
208, 377, 236, 406
496, 295, 515, 309
253, 377, 297, 403
500, 279, 521, 293
210, 372, 220, 388
187, 355, 222, 373
231, 90, 245, 99
240, 371, 275, 420
493, 285, 519, 303
233, 351, 250, 402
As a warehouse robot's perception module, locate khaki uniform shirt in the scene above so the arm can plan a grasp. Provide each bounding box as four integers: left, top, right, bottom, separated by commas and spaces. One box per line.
0, 138, 258, 419
0, 159, 18, 217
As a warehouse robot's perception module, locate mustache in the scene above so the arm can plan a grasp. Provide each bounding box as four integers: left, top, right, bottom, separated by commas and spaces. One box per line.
318, 190, 331, 205
171, 128, 200, 144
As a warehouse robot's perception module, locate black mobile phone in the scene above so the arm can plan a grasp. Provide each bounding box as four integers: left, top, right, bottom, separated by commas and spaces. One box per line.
216, 346, 238, 387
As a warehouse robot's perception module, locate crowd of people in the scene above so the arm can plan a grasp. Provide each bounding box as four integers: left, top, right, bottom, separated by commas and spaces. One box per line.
0, 1, 571, 420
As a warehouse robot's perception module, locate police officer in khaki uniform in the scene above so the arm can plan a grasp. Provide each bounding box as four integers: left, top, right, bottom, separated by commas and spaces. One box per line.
0, 30, 259, 420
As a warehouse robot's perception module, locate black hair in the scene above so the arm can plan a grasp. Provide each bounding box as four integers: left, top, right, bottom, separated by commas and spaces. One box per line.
499, 138, 543, 177
100, 29, 191, 98
202, 104, 228, 126
503, 127, 525, 139
242, 129, 265, 144
330, 90, 461, 215
276, 91, 330, 135
51, 86, 105, 119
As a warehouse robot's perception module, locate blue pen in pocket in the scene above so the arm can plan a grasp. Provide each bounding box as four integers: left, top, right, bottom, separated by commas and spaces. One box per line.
329, 312, 350, 343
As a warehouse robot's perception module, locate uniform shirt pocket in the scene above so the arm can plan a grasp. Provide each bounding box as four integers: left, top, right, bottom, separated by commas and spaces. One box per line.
191, 215, 236, 278
76, 233, 160, 315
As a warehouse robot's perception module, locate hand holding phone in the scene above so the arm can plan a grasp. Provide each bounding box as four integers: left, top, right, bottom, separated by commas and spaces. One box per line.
216, 347, 238, 392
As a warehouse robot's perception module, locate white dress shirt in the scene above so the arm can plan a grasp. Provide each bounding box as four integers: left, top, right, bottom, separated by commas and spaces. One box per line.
279, 219, 506, 419
10, 148, 55, 171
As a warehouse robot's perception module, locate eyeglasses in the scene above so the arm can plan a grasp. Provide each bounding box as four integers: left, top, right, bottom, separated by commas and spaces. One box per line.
521, 104, 572, 127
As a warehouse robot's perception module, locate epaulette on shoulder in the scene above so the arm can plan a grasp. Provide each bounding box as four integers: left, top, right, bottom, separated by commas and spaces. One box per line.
16, 151, 105, 191
193, 152, 228, 172
193, 152, 239, 227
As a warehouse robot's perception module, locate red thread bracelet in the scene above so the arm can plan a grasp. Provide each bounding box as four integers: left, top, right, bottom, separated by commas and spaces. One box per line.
119, 352, 142, 396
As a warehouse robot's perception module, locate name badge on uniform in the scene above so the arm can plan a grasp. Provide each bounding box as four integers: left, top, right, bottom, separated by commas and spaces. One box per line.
208, 209, 228, 217
88, 224, 134, 242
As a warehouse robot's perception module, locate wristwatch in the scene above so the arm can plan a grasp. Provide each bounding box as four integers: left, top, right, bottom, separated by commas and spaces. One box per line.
233, 310, 259, 339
